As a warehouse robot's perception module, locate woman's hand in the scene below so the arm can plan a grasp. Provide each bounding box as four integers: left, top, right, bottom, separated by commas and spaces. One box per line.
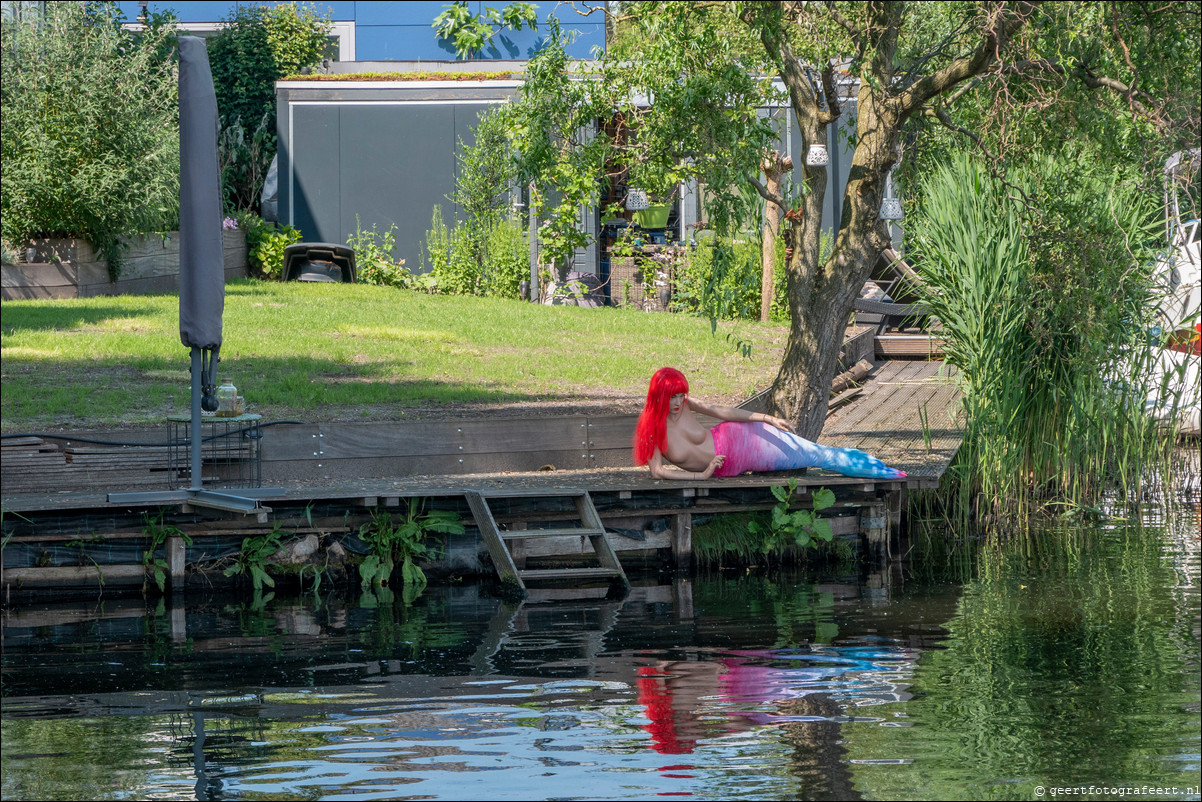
700, 454, 725, 479
761, 414, 794, 433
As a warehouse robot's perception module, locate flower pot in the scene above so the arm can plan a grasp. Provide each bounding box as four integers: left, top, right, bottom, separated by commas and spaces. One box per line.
633, 203, 670, 229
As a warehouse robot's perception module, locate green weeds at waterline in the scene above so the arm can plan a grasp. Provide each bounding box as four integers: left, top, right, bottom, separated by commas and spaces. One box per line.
0, 279, 787, 430
911, 154, 1184, 522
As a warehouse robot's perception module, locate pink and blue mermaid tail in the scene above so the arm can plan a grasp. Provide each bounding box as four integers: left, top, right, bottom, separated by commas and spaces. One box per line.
710, 421, 906, 480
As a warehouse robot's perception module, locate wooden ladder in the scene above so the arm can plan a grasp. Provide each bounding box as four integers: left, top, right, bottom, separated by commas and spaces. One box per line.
464, 488, 630, 597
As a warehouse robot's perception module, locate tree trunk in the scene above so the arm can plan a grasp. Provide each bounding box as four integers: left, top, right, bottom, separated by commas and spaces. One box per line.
770, 84, 898, 439
760, 151, 792, 322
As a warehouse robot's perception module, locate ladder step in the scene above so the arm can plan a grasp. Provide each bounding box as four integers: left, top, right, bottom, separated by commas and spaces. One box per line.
518, 568, 624, 581
501, 527, 606, 540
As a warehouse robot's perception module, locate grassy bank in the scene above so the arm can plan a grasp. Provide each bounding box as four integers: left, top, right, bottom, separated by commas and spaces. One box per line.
0, 279, 789, 430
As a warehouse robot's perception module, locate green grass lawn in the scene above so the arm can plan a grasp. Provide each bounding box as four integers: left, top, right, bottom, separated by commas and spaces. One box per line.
1, 279, 789, 430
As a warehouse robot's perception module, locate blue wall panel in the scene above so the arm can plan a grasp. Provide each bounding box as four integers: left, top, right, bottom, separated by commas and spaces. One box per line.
353, 1, 471, 26
356, 25, 462, 60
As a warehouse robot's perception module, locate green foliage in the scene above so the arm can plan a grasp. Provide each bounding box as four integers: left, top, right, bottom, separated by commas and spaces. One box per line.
347, 216, 430, 289
218, 113, 274, 215
672, 237, 761, 320
358, 504, 464, 597
490, 20, 612, 271
910, 152, 1167, 521
238, 211, 301, 279
141, 511, 192, 595
432, 106, 527, 296
490, 10, 783, 272
208, 2, 331, 212
0, 1, 180, 277
423, 205, 527, 298
481, 217, 529, 298
222, 527, 284, 596
433, 0, 538, 59
454, 109, 516, 231
669, 227, 828, 322
748, 481, 836, 550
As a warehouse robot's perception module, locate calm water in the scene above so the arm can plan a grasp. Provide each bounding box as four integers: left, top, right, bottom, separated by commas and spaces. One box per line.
2, 505, 1199, 801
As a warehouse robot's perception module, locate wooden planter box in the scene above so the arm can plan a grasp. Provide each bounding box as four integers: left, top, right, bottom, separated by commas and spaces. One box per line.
1, 231, 248, 300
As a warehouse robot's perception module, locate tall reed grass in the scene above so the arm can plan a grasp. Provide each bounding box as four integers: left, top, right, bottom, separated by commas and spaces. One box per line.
910, 153, 1180, 524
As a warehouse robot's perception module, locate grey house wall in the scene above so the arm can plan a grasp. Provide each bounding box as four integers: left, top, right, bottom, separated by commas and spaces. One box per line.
278, 75, 877, 283
674, 100, 859, 242
277, 80, 519, 272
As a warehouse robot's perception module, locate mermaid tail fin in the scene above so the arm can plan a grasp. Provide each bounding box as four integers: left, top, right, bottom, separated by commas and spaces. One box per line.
814, 446, 907, 479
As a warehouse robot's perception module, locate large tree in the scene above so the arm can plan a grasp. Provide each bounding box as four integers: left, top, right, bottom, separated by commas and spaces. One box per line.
447, 1, 1199, 436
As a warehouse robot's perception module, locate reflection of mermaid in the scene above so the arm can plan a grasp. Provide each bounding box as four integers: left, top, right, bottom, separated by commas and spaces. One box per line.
633, 367, 906, 480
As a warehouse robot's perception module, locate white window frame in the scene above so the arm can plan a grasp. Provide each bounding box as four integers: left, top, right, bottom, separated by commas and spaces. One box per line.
121, 19, 355, 62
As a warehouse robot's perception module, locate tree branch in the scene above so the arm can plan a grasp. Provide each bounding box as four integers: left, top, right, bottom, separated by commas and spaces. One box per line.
1003, 58, 1159, 120
823, 0, 863, 61
820, 62, 842, 122
747, 174, 785, 208
889, 3, 1030, 121
927, 103, 997, 162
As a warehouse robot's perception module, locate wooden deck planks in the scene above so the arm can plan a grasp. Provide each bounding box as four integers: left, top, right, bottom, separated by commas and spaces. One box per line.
822, 360, 963, 483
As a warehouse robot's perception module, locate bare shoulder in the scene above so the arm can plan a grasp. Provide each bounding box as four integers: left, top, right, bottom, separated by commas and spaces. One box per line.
685, 397, 723, 417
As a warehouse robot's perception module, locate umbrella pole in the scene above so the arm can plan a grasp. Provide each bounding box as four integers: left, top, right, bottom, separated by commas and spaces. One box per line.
190, 346, 203, 491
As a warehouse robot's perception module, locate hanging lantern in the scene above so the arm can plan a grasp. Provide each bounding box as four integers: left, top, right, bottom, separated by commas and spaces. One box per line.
805, 144, 829, 166
880, 171, 903, 220
625, 189, 649, 211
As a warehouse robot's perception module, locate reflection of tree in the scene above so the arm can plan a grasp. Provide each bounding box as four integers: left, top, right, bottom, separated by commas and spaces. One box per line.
777, 693, 860, 802
842, 519, 1202, 800
1, 717, 162, 801
696, 574, 839, 647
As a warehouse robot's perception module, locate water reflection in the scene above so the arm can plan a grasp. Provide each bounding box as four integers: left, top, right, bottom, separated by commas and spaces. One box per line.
2, 506, 1199, 801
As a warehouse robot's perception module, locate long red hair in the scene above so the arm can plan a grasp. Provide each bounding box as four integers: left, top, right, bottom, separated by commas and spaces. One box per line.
633, 367, 689, 465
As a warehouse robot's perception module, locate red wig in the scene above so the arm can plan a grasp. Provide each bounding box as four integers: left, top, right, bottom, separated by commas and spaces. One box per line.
633, 367, 689, 465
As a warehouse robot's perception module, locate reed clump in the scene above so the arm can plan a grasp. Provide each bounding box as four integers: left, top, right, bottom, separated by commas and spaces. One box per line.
910, 152, 1185, 526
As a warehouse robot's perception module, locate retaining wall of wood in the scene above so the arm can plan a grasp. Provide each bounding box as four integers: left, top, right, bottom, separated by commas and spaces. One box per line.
1, 230, 248, 300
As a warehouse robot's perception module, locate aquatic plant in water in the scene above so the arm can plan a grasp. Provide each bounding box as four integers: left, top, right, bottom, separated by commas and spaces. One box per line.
910, 152, 1174, 523
358, 503, 464, 594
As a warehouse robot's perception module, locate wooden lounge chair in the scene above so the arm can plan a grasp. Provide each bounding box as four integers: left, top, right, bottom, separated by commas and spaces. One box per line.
854, 249, 944, 358
854, 248, 931, 333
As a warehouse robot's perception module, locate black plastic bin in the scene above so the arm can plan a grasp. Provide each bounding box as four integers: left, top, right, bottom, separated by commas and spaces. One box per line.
282, 242, 357, 283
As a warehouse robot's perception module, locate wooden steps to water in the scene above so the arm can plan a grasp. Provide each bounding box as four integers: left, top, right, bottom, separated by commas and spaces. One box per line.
465, 488, 629, 597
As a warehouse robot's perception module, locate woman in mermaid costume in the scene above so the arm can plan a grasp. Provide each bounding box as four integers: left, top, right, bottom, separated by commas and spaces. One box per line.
633, 367, 906, 481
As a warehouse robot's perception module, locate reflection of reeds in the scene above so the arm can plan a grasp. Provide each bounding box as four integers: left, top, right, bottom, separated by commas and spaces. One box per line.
910, 154, 1189, 526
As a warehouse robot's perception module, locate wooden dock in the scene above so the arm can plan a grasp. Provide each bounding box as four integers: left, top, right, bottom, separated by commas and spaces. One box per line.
822, 360, 963, 489
1, 358, 964, 595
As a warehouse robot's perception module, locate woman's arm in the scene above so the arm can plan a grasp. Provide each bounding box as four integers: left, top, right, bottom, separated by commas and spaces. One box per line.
647, 449, 725, 481
686, 398, 795, 433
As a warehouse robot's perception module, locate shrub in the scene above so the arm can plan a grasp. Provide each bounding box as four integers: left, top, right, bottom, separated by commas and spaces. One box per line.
482, 219, 528, 298
910, 151, 1165, 519
422, 107, 528, 298
208, 3, 330, 212
238, 211, 301, 279
218, 113, 274, 214
672, 236, 763, 320
347, 217, 432, 289
425, 206, 528, 297
0, 2, 180, 277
